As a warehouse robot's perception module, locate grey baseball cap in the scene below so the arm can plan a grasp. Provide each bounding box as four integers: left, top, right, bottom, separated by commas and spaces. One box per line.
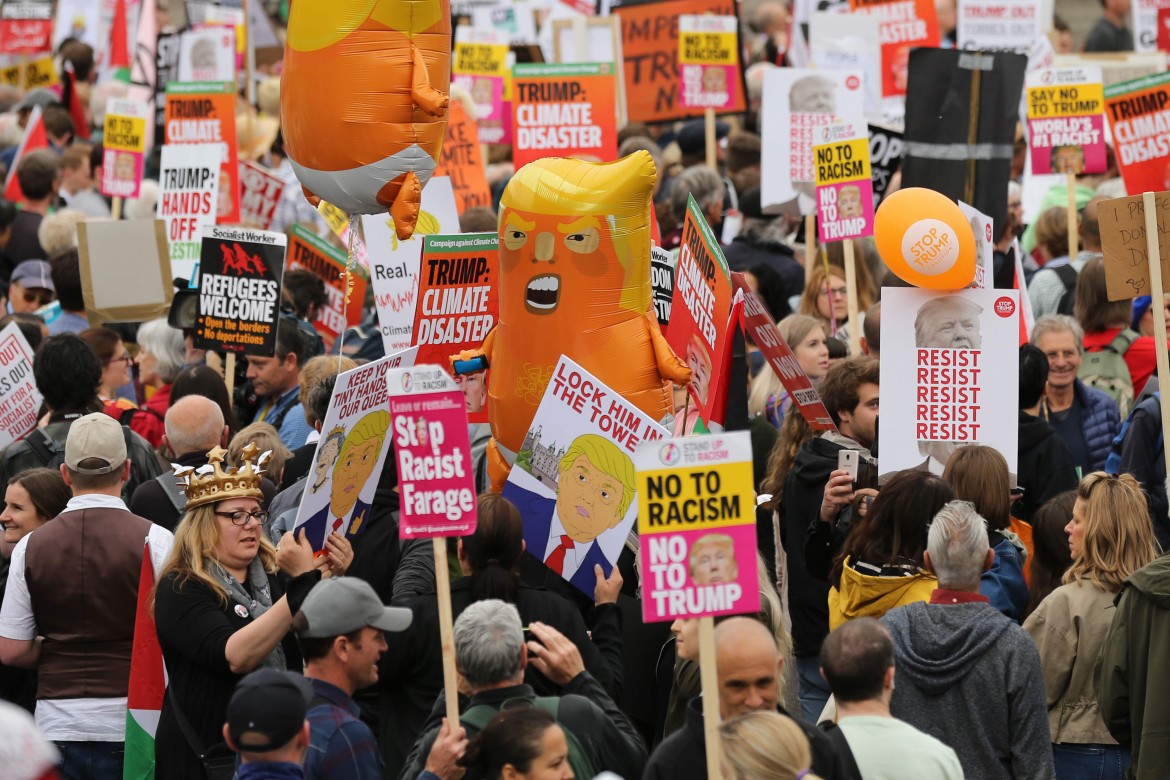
295, 577, 412, 638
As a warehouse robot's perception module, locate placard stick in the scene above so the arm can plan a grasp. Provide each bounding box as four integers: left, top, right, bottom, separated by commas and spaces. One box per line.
705, 107, 716, 170
805, 214, 815, 282
434, 537, 461, 725
842, 240, 861, 355
698, 616, 722, 779
243, 1, 255, 106
1142, 192, 1170, 487
224, 352, 236, 400
1066, 173, 1078, 259
111, 197, 122, 221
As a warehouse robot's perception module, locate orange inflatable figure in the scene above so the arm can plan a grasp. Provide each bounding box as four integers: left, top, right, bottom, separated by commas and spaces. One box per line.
281, 0, 450, 240
453, 152, 692, 492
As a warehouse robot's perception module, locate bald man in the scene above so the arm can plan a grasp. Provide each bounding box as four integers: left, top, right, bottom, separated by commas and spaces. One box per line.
128, 396, 277, 530
643, 617, 851, 780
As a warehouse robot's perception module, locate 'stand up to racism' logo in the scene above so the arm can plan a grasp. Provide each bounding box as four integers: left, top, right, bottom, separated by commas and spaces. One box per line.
659, 443, 681, 466
401, 372, 413, 392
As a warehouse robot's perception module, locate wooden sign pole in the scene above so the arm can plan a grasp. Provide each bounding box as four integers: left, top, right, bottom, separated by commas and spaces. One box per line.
1142, 191, 1170, 487
224, 352, 236, 400
698, 616, 722, 779
111, 197, 123, 221
805, 214, 815, 282
842, 240, 861, 355
434, 538, 461, 725
704, 107, 717, 170
1066, 173, 1078, 259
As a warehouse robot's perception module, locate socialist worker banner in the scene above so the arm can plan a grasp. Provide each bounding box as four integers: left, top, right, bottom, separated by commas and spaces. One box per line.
512, 63, 618, 168
1105, 71, 1170, 195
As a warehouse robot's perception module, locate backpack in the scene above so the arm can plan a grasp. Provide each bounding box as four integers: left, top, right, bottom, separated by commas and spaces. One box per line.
1052, 263, 1078, 316
1079, 329, 1138, 418
24, 425, 134, 471
1105, 391, 1161, 475
817, 720, 864, 780
460, 697, 596, 780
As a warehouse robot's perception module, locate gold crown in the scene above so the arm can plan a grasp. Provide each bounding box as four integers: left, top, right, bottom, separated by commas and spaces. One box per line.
174, 444, 269, 511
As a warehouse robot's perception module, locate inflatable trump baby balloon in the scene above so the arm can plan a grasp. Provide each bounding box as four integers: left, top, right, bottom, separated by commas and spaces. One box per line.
454, 152, 693, 492
281, 0, 450, 240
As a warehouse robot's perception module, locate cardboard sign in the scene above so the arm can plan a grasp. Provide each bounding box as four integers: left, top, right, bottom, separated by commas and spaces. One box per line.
177, 26, 236, 83
636, 430, 759, 622
389, 364, 478, 538
452, 27, 510, 146
612, 0, 745, 124
665, 196, 733, 421
0, 54, 57, 89
1104, 72, 1170, 196
287, 224, 366, 351
677, 15, 739, 111
365, 178, 461, 354
0, 322, 41, 449
412, 233, 499, 424
193, 225, 286, 355
1026, 67, 1107, 176
958, 201, 995, 290
294, 355, 409, 550
651, 245, 675, 327
76, 220, 173, 326
0, 0, 52, 54
433, 101, 492, 214
1134, 0, 1170, 51
868, 124, 903, 204
512, 63, 618, 168
101, 99, 150, 199
878, 287, 1020, 478
815, 122, 875, 243
956, 0, 1041, 53
760, 67, 865, 214
733, 273, 836, 431
157, 143, 220, 281
238, 161, 285, 230
847, 0, 939, 97
164, 81, 240, 225
809, 12, 882, 118
1099, 192, 1170, 302
503, 355, 669, 598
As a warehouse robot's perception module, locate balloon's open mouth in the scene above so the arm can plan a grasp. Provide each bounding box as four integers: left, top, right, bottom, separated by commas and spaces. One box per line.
526, 274, 560, 313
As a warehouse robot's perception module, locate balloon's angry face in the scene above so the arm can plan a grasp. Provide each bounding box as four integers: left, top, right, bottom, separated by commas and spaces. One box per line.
500, 208, 619, 317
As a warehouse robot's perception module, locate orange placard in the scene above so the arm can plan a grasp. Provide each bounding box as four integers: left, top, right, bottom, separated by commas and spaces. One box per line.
434, 100, 492, 214
848, 0, 939, 97
165, 82, 240, 224
613, 0, 744, 124
287, 225, 366, 350
1104, 72, 1170, 196
511, 63, 619, 168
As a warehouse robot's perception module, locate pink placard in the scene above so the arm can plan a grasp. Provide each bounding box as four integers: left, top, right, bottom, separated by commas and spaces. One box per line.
641, 525, 760, 622
817, 180, 875, 243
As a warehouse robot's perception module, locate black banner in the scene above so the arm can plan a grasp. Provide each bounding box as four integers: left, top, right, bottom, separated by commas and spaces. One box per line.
195, 226, 286, 356
868, 124, 903, 206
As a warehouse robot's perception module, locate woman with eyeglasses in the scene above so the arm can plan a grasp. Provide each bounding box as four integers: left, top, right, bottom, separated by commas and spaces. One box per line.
797, 263, 873, 351
80, 326, 145, 425
152, 446, 337, 780
1024, 472, 1159, 780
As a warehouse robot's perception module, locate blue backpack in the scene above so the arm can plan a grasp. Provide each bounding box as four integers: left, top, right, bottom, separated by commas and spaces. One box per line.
1105, 391, 1161, 475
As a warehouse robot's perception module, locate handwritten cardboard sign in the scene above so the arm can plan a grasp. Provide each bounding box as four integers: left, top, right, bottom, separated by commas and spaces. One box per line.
1099, 191, 1170, 301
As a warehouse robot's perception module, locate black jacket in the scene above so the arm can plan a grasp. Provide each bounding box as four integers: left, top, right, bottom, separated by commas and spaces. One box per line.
128, 450, 277, 531
1016, 411, 1079, 523
643, 696, 855, 780
1119, 393, 1169, 546
722, 234, 805, 302
399, 676, 647, 780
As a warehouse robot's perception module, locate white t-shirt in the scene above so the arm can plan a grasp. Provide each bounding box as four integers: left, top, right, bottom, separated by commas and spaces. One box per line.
0, 494, 173, 741
837, 714, 964, 780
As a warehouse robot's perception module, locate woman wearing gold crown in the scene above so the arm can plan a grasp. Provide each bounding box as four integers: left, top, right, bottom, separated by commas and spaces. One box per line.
152, 444, 348, 779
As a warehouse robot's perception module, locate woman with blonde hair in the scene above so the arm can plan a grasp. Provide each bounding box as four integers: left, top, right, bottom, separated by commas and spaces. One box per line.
748, 314, 830, 428
798, 262, 874, 348
1024, 472, 1158, 779
720, 710, 821, 780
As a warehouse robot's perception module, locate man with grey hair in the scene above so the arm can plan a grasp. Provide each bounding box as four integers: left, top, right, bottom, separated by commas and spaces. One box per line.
400, 599, 646, 780
881, 501, 1053, 779
1031, 314, 1120, 472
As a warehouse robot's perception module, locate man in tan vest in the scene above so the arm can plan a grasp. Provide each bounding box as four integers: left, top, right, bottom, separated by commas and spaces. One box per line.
0, 413, 173, 778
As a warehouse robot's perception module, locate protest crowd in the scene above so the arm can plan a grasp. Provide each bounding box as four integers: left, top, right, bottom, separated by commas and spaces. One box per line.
3, 1, 1170, 780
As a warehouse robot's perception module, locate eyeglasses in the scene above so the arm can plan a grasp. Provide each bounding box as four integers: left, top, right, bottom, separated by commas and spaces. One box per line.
108, 354, 134, 366
820, 286, 848, 298
214, 510, 270, 526
21, 290, 53, 306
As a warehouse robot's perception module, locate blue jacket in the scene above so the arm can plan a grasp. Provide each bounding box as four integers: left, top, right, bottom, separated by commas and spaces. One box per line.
980, 535, 1029, 625
504, 482, 611, 599
1077, 380, 1122, 472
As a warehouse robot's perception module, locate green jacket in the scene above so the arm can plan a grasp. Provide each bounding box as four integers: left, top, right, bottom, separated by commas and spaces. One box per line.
1097, 554, 1170, 778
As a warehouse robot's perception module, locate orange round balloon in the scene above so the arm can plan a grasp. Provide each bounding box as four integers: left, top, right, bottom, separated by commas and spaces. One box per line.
874, 188, 976, 290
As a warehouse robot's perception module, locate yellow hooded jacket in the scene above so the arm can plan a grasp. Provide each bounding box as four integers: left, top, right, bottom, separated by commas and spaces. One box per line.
828, 557, 938, 630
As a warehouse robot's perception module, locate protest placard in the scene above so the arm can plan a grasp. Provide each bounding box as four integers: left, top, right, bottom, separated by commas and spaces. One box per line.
452, 26, 510, 145
612, 0, 744, 124
76, 220, 173, 326
1099, 192, 1170, 302
154, 32, 182, 145
761, 67, 865, 214
636, 429, 758, 621
815, 122, 875, 243
1104, 72, 1170, 196
511, 63, 618, 168
0, 322, 40, 449
164, 81, 240, 225
958, 201, 995, 289
810, 12, 882, 118
157, 143, 220, 281
100, 99, 149, 200
0, 54, 57, 90
677, 15, 739, 112
177, 26, 236, 83
433, 101, 491, 215
0, 0, 53, 55
193, 225, 285, 355
293, 354, 412, 551
1134, 0, 1170, 50
847, 0, 939, 97
287, 225, 366, 352
651, 245, 675, 327
503, 355, 669, 598
878, 287, 1019, 478
868, 124, 903, 204
471, 2, 538, 45
412, 233, 499, 423
1026, 67, 1107, 176
665, 195, 733, 423
238, 161, 285, 230
956, 0, 1042, 53
365, 178, 461, 354
388, 363, 477, 538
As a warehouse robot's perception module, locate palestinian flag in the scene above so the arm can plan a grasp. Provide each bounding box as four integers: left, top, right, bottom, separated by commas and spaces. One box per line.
124, 540, 166, 780
110, 0, 131, 83
3, 106, 48, 203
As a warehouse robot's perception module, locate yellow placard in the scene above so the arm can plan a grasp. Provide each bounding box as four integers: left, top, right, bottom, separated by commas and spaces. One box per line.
0, 57, 59, 91
636, 460, 755, 536
453, 43, 508, 77
678, 31, 737, 65
814, 136, 872, 187
1027, 83, 1105, 119
317, 201, 349, 239
103, 114, 147, 153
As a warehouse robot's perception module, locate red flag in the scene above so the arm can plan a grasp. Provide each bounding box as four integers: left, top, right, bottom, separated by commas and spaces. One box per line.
110, 0, 131, 75
60, 65, 91, 142
4, 106, 48, 203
